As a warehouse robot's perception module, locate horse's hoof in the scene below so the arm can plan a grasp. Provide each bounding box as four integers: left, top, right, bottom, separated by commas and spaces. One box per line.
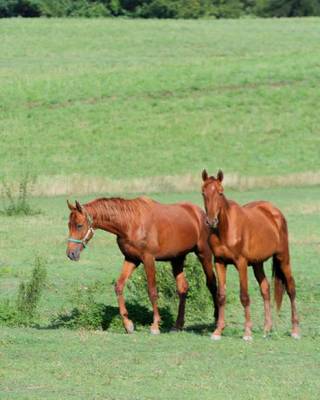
150, 327, 160, 335
125, 320, 134, 334
211, 334, 222, 341
263, 333, 270, 339
243, 335, 253, 342
291, 332, 301, 340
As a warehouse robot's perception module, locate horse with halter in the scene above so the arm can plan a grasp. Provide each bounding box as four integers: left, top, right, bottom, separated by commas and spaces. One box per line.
66, 197, 218, 334
201, 169, 299, 340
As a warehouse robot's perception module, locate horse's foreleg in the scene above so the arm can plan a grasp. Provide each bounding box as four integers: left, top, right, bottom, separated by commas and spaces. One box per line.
143, 255, 161, 335
237, 259, 252, 340
196, 249, 218, 325
171, 257, 188, 331
211, 261, 227, 340
252, 263, 272, 336
114, 259, 137, 333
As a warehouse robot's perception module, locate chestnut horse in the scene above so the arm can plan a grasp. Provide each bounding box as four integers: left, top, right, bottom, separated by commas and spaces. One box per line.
66, 197, 218, 334
201, 169, 299, 340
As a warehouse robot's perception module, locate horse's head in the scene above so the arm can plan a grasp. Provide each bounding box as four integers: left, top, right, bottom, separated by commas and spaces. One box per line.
201, 169, 224, 229
66, 200, 95, 261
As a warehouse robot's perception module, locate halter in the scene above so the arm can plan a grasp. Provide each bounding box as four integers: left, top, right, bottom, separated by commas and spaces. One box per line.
68, 208, 95, 249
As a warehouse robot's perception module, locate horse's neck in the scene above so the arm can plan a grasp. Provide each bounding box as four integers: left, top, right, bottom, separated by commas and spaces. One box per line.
217, 196, 231, 241
85, 200, 130, 237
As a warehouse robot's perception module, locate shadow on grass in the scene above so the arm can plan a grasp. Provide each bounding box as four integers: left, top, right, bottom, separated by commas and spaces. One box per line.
46, 302, 175, 332
183, 323, 215, 336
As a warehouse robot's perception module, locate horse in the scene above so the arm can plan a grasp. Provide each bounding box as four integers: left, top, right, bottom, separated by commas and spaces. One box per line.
201, 169, 299, 341
66, 196, 218, 334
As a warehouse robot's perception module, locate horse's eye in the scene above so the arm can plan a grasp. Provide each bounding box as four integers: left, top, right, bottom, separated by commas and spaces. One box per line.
77, 224, 83, 230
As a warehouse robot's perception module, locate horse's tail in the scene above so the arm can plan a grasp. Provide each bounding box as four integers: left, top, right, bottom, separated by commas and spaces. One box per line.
272, 256, 286, 312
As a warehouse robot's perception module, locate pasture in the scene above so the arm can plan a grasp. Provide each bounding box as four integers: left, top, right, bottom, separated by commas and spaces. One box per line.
0, 17, 320, 399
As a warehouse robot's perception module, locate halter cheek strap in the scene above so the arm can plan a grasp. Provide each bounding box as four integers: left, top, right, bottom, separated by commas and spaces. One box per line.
68, 208, 95, 249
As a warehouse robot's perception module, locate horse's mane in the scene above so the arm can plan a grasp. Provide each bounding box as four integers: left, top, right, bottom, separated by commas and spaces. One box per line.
84, 196, 152, 227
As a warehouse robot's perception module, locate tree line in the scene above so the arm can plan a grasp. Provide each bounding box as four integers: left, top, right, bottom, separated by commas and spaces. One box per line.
0, 0, 319, 18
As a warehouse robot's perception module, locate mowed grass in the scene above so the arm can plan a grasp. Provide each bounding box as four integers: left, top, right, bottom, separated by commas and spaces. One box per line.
0, 187, 320, 399
1, 18, 320, 184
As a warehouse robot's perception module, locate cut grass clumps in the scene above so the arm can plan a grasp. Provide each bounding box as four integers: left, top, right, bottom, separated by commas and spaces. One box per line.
0, 256, 47, 326
51, 255, 215, 332
1, 174, 40, 216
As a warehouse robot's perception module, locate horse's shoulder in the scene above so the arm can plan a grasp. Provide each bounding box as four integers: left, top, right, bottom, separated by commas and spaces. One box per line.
177, 202, 204, 215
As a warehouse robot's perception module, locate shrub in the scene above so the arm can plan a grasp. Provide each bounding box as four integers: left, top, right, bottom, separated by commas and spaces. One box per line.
0, 0, 41, 17
50, 255, 216, 332
0, 256, 47, 326
127, 254, 214, 326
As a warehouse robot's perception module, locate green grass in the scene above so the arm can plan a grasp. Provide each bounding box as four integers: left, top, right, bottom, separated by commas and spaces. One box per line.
1, 18, 320, 186
0, 187, 320, 398
1, 17, 320, 399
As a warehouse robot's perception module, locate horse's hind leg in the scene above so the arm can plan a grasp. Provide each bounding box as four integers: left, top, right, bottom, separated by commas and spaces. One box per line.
171, 256, 188, 331
274, 254, 300, 338
252, 263, 272, 336
114, 259, 138, 333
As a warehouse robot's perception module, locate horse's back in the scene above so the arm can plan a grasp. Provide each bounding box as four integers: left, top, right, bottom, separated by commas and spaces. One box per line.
243, 201, 286, 232
146, 201, 207, 259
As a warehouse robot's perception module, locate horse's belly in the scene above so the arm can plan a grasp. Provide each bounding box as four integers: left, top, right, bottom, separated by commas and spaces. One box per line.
154, 226, 199, 259
243, 230, 279, 263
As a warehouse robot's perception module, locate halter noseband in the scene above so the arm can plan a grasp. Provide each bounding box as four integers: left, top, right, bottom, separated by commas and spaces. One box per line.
68, 208, 95, 249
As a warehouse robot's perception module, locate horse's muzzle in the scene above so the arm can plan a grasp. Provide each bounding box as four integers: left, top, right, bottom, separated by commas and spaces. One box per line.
206, 216, 219, 230
67, 248, 81, 261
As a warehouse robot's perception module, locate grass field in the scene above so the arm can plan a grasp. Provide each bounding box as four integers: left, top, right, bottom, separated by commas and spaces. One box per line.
1, 187, 320, 399
1, 18, 320, 191
0, 17, 320, 399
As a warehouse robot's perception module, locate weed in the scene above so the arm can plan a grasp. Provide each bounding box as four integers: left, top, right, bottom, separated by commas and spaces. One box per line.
1, 174, 40, 216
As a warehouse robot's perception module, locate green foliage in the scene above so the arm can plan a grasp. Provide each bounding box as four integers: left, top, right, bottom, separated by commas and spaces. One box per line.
50, 282, 110, 330
256, 0, 320, 16
1, 0, 319, 17
0, 174, 39, 216
212, 0, 244, 17
127, 255, 214, 325
50, 256, 215, 331
138, 0, 214, 18
0, 256, 47, 326
0, 0, 41, 17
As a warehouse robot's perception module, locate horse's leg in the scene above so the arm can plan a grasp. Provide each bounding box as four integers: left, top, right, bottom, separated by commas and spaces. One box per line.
276, 255, 300, 339
196, 249, 218, 325
114, 259, 138, 333
143, 254, 161, 335
252, 263, 272, 336
236, 259, 252, 340
211, 261, 227, 340
171, 256, 188, 331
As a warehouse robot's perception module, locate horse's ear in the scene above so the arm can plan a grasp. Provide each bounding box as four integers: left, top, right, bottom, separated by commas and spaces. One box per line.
202, 169, 208, 182
67, 200, 75, 211
75, 200, 83, 213
217, 170, 224, 182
